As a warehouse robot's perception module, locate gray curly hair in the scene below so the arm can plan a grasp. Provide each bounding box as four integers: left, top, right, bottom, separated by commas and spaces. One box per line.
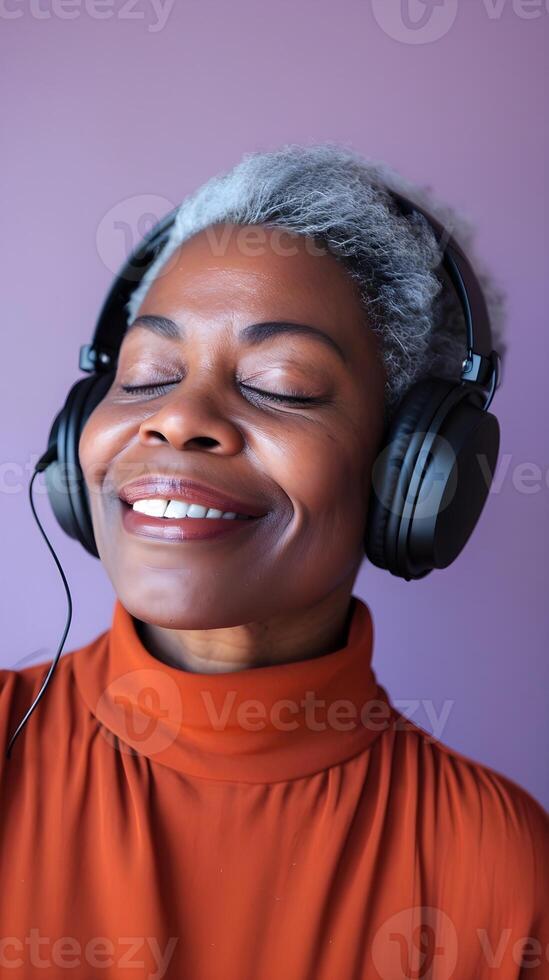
125, 142, 506, 429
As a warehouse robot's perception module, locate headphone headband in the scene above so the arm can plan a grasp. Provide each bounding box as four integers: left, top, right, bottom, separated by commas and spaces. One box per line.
388, 190, 499, 400
79, 190, 500, 408
79, 207, 180, 373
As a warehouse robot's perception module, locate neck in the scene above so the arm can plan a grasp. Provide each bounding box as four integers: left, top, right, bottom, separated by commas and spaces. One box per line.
134, 582, 357, 675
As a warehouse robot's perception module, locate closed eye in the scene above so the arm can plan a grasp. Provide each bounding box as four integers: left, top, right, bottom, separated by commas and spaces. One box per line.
120, 379, 322, 404
119, 380, 323, 405
238, 383, 322, 405
120, 381, 181, 396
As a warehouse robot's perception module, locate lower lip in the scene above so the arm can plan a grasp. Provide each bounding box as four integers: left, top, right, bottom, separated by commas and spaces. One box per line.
120, 501, 263, 542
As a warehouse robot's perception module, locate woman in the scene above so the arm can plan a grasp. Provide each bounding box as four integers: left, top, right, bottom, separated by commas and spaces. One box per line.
1, 144, 547, 979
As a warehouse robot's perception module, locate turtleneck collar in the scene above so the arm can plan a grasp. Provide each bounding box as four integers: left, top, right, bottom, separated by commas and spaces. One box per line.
73, 595, 392, 783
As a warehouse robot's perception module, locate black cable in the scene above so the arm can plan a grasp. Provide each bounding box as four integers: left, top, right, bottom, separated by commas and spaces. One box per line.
5, 464, 73, 760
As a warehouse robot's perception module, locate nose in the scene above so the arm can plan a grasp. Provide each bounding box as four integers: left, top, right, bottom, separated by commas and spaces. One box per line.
136, 383, 245, 455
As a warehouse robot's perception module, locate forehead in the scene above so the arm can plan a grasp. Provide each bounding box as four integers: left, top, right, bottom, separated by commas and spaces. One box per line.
138, 222, 366, 325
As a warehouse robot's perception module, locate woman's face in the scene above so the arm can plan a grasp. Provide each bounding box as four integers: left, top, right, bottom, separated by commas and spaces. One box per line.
79, 223, 387, 628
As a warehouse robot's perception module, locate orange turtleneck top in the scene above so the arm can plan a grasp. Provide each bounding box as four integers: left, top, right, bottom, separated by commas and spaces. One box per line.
0, 594, 547, 979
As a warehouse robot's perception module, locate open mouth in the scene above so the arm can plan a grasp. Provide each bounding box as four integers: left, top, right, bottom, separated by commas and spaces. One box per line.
119, 499, 256, 521
119, 498, 264, 542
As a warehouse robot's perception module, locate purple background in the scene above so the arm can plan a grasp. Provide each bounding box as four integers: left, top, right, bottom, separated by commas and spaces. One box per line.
1, 1, 547, 807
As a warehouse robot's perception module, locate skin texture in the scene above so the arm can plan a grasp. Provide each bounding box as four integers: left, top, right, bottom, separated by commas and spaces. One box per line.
79, 222, 387, 673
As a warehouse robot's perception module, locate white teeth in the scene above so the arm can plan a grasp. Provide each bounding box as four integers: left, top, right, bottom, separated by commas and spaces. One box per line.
164, 500, 189, 518
130, 498, 249, 520
186, 503, 208, 518
132, 498, 168, 517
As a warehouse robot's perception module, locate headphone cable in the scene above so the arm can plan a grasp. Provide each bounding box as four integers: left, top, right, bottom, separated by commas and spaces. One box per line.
5, 458, 73, 760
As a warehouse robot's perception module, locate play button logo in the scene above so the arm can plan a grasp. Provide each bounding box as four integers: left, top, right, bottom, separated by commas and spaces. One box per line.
371, 0, 458, 44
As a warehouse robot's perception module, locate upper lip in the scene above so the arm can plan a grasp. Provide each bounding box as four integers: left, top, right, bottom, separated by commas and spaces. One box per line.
117, 475, 269, 518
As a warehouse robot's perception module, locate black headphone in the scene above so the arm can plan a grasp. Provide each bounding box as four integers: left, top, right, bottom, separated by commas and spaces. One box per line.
36, 191, 501, 582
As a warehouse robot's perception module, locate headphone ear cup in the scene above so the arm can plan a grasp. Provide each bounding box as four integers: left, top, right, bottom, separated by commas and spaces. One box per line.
406, 389, 500, 575
365, 378, 448, 576
44, 372, 114, 558
365, 377, 500, 580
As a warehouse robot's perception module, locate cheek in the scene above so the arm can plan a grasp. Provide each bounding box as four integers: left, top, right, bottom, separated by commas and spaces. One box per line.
254, 419, 370, 597
78, 403, 124, 492
262, 420, 367, 534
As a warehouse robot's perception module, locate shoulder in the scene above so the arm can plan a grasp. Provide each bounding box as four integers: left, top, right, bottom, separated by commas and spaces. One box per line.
388, 709, 549, 921
0, 628, 108, 778
0, 652, 76, 759
392, 709, 549, 844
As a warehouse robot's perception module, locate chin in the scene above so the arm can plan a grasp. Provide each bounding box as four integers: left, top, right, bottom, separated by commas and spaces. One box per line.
112, 579, 269, 632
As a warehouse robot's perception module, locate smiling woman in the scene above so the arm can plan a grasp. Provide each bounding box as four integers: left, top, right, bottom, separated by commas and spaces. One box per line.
79, 216, 387, 635
1, 143, 547, 980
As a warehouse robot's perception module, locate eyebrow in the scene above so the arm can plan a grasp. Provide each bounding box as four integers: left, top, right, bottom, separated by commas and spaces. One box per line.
126, 314, 347, 364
